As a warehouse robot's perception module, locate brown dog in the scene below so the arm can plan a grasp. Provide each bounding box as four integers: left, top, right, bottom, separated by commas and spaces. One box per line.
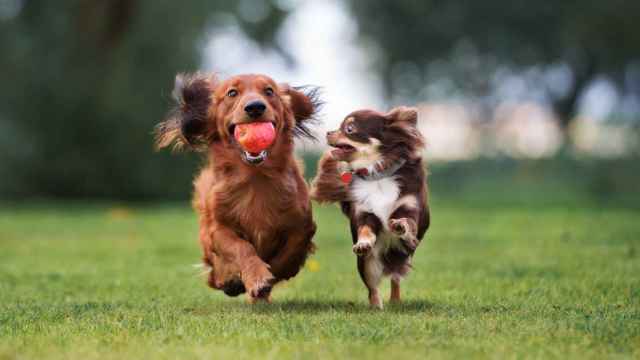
311, 107, 430, 309
155, 73, 321, 302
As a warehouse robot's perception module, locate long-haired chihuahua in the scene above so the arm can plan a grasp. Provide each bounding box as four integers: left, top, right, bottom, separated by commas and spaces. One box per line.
311, 107, 430, 309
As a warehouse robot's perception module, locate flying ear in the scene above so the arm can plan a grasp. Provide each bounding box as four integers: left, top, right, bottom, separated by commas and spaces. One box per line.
383, 106, 425, 157
154, 72, 217, 151
385, 106, 418, 126
279, 84, 323, 140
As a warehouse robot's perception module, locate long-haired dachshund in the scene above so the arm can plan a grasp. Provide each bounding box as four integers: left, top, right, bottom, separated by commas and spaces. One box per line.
311, 107, 430, 309
155, 73, 321, 303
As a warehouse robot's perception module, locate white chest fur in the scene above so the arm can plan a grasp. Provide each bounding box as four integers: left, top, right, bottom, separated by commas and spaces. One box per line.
351, 176, 400, 229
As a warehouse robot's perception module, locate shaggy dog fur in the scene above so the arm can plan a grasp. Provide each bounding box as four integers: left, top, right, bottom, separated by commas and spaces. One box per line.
156, 73, 321, 302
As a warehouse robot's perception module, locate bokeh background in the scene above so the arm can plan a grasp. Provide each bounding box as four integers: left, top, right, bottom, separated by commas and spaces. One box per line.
1, 3, 639, 357
1, 0, 639, 206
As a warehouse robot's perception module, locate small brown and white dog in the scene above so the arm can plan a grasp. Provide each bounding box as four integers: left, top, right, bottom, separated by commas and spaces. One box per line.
311, 107, 430, 309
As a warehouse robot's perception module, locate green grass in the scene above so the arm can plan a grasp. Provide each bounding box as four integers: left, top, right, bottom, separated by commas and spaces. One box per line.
0, 198, 638, 359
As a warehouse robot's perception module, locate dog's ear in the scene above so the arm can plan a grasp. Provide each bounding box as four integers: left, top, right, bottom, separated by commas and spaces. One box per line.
155, 72, 217, 151
385, 106, 418, 126
279, 84, 323, 140
383, 106, 425, 157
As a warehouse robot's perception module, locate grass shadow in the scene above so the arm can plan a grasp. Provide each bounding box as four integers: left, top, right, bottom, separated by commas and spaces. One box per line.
184, 298, 444, 316
201, 298, 526, 318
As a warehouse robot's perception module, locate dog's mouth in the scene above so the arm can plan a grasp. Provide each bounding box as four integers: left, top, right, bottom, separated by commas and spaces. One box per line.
329, 142, 356, 157
229, 121, 276, 166
228, 122, 276, 135
241, 150, 268, 165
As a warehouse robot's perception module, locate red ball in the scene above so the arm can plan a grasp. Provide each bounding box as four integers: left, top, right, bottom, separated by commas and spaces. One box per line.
234, 122, 276, 153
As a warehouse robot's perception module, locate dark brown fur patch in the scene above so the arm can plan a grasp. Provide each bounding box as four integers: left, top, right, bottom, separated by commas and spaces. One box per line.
155, 73, 217, 151
381, 107, 424, 161
309, 152, 351, 203
287, 85, 324, 140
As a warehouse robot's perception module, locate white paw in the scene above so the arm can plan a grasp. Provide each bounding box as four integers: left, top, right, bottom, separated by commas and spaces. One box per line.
352, 241, 373, 256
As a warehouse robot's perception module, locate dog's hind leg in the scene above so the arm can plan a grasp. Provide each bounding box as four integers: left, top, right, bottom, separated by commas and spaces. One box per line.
390, 276, 401, 303
358, 255, 384, 309
269, 218, 317, 281
352, 213, 384, 309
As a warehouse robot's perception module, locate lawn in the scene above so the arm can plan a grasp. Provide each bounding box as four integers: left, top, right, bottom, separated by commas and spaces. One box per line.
0, 197, 638, 359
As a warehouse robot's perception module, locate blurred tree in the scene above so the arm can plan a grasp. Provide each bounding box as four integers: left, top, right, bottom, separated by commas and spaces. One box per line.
345, 0, 640, 135
0, 0, 288, 199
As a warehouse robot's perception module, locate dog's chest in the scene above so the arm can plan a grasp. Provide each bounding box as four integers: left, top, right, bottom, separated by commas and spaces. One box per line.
350, 177, 400, 226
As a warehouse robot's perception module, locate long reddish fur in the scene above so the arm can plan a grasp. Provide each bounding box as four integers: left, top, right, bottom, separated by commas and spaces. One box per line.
156, 73, 321, 301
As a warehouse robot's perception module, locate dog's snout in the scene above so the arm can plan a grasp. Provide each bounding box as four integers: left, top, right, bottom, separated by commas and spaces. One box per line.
244, 100, 267, 119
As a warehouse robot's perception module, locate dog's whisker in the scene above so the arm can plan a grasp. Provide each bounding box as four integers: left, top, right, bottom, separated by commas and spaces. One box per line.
196, 270, 211, 278
192, 263, 212, 278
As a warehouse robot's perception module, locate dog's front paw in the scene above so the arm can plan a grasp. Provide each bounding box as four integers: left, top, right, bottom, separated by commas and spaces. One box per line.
247, 275, 275, 300
390, 218, 419, 253
389, 218, 409, 236
353, 241, 373, 256
401, 236, 419, 254
242, 257, 276, 302
390, 218, 418, 238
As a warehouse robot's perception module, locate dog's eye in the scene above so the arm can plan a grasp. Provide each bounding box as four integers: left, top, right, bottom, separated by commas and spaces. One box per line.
227, 89, 238, 98
264, 87, 274, 97
345, 124, 355, 134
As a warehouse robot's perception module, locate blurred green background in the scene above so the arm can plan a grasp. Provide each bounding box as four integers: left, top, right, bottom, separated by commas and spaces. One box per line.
0, 0, 638, 204
1, 2, 639, 358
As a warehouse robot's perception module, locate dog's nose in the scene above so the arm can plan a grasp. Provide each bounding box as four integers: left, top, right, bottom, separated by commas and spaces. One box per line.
244, 100, 266, 119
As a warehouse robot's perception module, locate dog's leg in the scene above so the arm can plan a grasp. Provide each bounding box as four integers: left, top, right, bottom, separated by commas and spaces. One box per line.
210, 225, 275, 301
246, 292, 272, 304
358, 256, 384, 309
389, 203, 420, 255
369, 288, 382, 309
390, 276, 401, 303
353, 225, 376, 256
269, 219, 317, 281
352, 212, 381, 256
352, 212, 384, 309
